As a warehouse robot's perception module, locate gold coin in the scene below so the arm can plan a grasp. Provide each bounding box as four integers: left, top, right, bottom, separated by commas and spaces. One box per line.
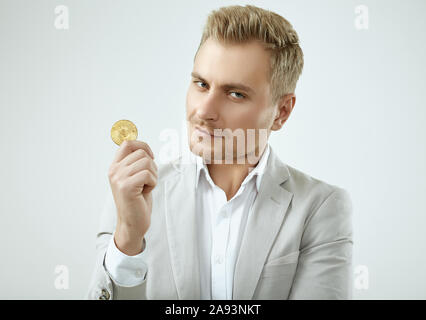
111, 120, 138, 146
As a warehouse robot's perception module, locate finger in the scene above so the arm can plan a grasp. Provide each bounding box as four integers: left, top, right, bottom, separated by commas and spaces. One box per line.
121, 148, 153, 167
126, 157, 158, 179
127, 169, 157, 193
113, 140, 154, 164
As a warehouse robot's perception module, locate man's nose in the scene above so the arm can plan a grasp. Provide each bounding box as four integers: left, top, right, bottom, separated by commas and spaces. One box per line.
196, 90, 220, 121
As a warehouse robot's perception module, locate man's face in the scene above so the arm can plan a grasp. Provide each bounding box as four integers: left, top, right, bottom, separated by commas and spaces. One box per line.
186, 38, 278, 164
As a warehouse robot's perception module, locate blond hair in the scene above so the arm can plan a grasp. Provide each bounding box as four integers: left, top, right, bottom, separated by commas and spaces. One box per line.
194, 5, 304, 106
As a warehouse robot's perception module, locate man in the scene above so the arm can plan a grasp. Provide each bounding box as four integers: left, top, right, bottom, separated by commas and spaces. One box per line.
87, 5, 353, 300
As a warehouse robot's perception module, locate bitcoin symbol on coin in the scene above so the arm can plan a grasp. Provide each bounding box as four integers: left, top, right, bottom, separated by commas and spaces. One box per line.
111, 120, 138, 146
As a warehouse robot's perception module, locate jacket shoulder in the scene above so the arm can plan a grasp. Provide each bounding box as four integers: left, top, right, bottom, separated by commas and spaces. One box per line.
156, 154, 191, 183
283, 163, 352, 210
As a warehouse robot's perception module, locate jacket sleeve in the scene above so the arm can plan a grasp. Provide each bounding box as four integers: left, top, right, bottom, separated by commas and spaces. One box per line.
85, 192, 149, 300
288, 187, 354, 299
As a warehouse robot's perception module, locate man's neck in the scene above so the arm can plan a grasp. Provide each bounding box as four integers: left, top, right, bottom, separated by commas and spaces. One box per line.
206, 145, 267, 201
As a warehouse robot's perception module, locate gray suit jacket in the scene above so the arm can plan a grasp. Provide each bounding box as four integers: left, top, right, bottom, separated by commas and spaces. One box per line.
86, 146, 353, 300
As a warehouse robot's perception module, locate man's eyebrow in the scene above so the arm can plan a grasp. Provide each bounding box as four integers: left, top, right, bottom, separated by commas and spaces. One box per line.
191, 72, 255, 94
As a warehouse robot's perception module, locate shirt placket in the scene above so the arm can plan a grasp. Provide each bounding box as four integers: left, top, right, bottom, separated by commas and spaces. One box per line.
211, 195, 231, 300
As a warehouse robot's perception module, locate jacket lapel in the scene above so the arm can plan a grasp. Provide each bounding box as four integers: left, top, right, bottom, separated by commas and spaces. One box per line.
164, 155, 201, 299
233, 147, 294, 299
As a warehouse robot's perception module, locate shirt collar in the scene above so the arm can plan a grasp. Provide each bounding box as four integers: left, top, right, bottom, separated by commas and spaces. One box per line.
193, 143, 271, 192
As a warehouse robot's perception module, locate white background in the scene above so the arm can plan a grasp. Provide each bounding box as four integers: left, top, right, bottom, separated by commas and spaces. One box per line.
0, 0, 425, 299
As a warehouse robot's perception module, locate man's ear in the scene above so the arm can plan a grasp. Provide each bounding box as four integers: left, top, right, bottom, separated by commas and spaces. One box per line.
271, 93, 296, 131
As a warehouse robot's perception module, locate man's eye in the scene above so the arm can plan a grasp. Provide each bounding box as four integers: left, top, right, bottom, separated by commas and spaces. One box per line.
194, 81, 207, 88
230, 92, 245, 99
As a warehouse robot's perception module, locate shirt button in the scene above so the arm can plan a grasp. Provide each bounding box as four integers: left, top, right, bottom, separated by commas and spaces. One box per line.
215, 254, 224, 264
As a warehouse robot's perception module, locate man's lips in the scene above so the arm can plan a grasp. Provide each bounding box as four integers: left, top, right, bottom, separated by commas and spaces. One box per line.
195, 125, 222, 137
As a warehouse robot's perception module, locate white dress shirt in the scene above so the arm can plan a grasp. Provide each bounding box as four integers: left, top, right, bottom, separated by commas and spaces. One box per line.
104, 143, 271, 299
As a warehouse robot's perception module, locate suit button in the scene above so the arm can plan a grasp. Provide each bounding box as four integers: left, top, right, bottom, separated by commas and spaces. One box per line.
98, 288, 110, 300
